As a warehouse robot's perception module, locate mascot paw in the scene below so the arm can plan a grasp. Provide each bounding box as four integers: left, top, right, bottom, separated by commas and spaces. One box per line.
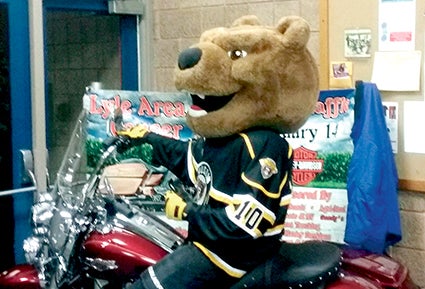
117, 124, 149, 139
165, 191, 187, 220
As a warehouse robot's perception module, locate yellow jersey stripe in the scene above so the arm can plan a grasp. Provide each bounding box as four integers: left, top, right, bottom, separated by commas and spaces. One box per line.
187, 141, 198, 184
280, 193, 292, 206
287, 145, 293, 159
278, 172, 288, 195
193, 242, 246, 278
239, 133, 255, 159
264, 224, 285, 236
209, 187, 233, 205
241, 173, 280, 199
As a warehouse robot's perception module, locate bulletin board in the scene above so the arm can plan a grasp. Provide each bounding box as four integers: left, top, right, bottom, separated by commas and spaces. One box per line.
321, 0, 425, 192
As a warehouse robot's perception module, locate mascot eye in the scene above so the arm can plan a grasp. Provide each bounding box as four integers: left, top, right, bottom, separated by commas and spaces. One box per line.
227, 49, 248, 60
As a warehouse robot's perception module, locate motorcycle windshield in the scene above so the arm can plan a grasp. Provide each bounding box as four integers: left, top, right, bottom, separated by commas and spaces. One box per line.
54, 110, 92, 209
43, 110, 95, 258
24, 110, 98, 286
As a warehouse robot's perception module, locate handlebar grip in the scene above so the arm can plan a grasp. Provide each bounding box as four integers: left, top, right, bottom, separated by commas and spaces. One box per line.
102, 135, 130, 152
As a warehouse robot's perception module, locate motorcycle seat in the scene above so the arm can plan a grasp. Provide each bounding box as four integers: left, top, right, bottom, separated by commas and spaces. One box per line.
230, 240, 342, 289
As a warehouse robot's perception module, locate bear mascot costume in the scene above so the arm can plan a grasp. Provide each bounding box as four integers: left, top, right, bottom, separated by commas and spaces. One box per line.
122, 15, 319, 289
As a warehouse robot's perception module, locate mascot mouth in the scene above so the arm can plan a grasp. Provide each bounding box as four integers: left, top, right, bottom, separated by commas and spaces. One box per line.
189, 93, 235, 117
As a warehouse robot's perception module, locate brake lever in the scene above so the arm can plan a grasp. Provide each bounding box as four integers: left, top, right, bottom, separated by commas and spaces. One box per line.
103, 194, 134, 218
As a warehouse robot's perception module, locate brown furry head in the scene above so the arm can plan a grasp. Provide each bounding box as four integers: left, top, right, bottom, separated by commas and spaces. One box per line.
174, 15, 319, 138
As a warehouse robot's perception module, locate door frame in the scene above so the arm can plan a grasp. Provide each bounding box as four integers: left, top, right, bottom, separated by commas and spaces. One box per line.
1, 0, 141, 265
0, 0, 31, 188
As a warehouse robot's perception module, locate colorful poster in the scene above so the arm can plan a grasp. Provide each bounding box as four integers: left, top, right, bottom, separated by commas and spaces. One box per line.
82, 87, 194, 219
282, 89, 355, 244
82, 87, 356, 242
83, 87, 194, 141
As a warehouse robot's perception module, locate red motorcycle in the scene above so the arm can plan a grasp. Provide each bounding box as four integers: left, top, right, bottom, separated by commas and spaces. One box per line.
0, 110, 419, 289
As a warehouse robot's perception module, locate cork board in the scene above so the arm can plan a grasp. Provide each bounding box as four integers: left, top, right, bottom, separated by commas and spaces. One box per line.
325, 0, 425, 192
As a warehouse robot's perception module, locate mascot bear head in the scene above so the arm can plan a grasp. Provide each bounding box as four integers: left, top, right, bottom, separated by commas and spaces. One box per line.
174, 15, 319, 138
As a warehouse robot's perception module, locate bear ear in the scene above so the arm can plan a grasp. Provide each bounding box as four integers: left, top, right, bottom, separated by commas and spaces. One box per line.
232, 15, 261, 27
276, 16, 310, 49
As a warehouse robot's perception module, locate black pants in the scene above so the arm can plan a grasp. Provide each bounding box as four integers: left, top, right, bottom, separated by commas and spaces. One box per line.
125, 243, 239, 289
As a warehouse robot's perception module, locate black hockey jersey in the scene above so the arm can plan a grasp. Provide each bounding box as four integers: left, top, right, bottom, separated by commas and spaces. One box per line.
143, 128, 293, 278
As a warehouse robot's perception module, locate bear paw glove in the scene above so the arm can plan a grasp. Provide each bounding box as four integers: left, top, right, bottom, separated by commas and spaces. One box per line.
165, 191, 187, 220
117, 124, 149, 139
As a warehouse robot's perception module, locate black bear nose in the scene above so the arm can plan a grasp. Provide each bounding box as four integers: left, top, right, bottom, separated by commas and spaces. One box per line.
178, 47, 202, 70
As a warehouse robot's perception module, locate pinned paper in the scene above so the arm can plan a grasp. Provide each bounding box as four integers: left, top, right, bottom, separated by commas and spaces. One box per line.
404, 101, 425, 154
371, 51, 421, 91
378, 0, 416, 51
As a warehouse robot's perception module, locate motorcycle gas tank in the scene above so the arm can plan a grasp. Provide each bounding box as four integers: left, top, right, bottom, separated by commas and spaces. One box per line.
82, 227, 169, 279
0, 264, 41, 289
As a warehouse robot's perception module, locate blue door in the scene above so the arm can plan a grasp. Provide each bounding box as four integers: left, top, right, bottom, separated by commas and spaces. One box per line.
0, 0, 140, 266
0, 0, 31, 271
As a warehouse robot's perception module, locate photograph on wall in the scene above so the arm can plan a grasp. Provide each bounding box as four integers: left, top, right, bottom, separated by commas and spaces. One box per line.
329, 61, 353, 89
344, 29, 371, 58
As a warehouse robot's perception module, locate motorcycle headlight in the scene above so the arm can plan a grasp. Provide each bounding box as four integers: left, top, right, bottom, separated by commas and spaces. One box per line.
32, 201, 55, 227
23, 236, 43, 264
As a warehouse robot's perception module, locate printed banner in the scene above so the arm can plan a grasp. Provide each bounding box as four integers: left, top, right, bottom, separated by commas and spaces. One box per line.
82, 88, 194, 217
282, 89, 355, 244
82, 87, 355, 242
83, 88, 194, 141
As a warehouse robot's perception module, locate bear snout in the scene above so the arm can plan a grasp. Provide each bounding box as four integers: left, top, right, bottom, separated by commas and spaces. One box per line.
178, 47, 203, 70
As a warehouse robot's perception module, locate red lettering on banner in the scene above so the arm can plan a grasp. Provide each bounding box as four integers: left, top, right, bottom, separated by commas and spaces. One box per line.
150, 123, 184, 139
108, 121, 183, 140
138, 96, 185, 117
89, 94, 132, 119
315, 96, 350, 119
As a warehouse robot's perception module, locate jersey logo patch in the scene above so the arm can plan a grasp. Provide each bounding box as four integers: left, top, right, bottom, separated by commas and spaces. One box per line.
194, 161, 212, 204
259, 158, 278, 179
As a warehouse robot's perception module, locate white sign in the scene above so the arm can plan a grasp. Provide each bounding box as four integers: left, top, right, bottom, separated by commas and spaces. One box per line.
404, 101, 425, 154
379, 0, 416, 51
371, 51, 421, 91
